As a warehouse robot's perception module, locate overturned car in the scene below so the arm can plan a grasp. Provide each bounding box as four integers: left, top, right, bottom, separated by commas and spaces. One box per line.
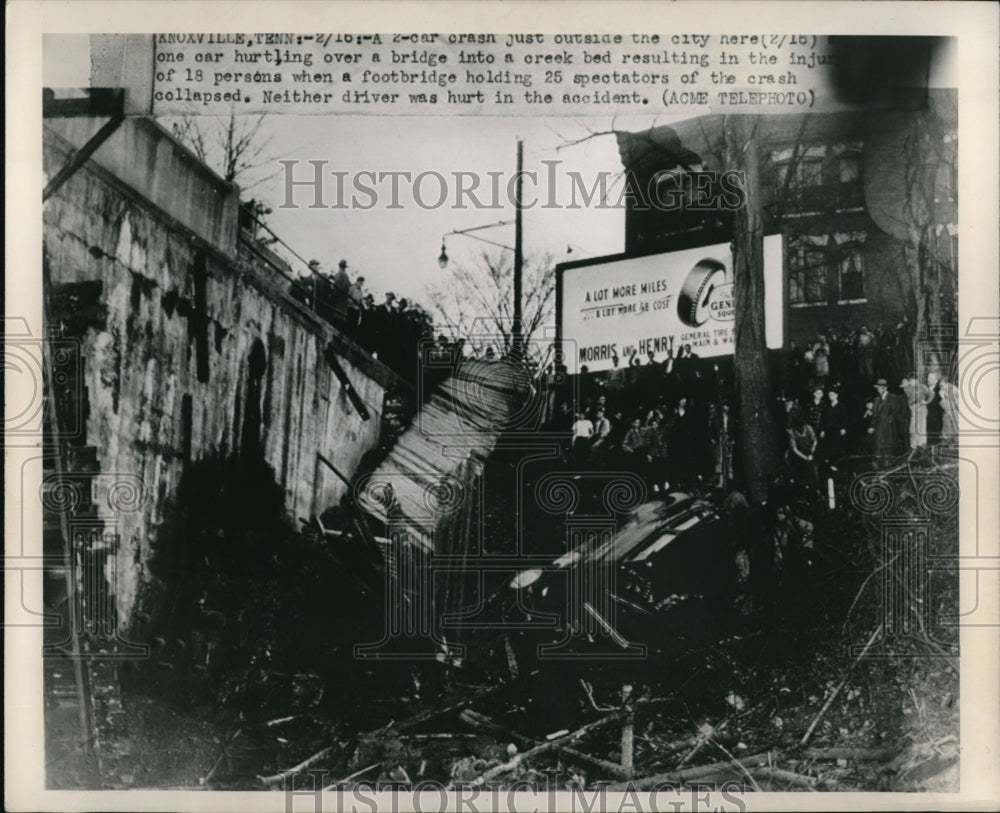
501, 490, 743, 659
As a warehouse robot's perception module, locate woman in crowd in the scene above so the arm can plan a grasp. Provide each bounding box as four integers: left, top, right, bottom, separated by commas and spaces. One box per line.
570, 411, 594, 462
786, 412, 820, 490
806, 387, 826, 437
857, 397, 876, 455
812, 340, 830, 389
901, 371, 928, 450
644, 416, 670, 490
621, 417, 649, 477
939, 374, 960, 442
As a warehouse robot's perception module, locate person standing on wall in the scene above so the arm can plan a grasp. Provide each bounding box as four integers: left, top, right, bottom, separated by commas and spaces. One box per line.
346, 271, 365, 339
375, 291, 397, 365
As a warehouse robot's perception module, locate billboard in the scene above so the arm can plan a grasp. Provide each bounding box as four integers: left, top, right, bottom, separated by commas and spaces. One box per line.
558, 236, 783, 373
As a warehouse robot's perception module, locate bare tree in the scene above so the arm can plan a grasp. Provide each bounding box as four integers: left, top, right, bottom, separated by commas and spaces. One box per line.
166, 113, 278, 189
426, 248, 556, 360
864, 92, 958, 367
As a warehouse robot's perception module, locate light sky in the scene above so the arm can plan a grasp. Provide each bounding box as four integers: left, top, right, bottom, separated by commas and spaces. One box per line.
42, 32, 684, 304
202, 112, 678, 304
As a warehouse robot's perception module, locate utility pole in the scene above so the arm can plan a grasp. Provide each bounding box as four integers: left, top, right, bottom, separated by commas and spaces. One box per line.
512, 138, 524, 353
437, 138, 525, 356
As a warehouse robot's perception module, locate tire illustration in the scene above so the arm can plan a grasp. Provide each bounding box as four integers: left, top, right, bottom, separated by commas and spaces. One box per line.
677, 259, 727, 328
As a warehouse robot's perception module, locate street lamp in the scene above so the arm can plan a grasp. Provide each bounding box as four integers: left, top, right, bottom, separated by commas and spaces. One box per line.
437, 221, 515, 267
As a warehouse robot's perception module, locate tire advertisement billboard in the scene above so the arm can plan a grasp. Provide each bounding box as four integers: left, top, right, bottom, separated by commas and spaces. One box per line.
558, 236, 783, 373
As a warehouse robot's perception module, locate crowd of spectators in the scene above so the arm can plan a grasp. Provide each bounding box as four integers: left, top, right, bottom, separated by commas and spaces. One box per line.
777, 320, 917, 408
777, 320, 958, 486
545, 344, 735, 492
290, 259, 434, 385
545, 319, 958, 498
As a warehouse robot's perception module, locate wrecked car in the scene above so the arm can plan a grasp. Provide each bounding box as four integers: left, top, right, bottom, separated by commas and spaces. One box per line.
501, 490, 742, 658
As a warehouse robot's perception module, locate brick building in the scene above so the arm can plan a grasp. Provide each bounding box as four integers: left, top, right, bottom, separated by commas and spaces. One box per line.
610, 89, 958, 346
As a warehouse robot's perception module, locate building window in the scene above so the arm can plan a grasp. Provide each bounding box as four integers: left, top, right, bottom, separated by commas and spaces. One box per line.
776, 155, 825, 211
837, 152, 862, 208
837, 245, 865, 302
789, 245, 828, 306
778, 157, 823, 209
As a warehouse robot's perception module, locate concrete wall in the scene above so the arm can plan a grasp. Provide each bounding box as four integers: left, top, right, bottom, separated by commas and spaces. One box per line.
43, 121, 398, 625
46, 116, 240, 255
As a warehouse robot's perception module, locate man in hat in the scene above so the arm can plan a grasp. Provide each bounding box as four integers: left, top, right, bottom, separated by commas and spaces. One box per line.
346, 273, 365, 338
869, 378, 902, 465
327, 259, 351, 332
374, 292, 397, 366
380, 291, 397, 317
357, 293, 377, 353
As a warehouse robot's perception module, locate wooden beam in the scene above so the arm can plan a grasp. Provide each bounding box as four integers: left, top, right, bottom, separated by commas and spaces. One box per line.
43, 107, 125, 202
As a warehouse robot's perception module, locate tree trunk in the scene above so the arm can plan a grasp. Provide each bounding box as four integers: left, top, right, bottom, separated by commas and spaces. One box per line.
725, 115, 778, 503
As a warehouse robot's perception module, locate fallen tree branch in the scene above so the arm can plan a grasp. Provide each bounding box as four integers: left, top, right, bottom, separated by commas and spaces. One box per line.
266, 715, 300, 727
800, 623, 883, 747
402, 732, 479, 740
755, 766, 818, 789
324, 762, 382, 790
842, 553, 900, 634
803, 746, 896, 762
258, 745, 334, 787
203, 728, 241, 785
711, 738, 760, 792
459, 709, 532, 746
621, 684, 634, 778
470, 714, 622, 785
559, 747, 633, 781
460, 708, 632, 782
676, 720, 727, 769
605, 751, 778, 791
372, 686, 501, 738
640, 732, 703, 756
579, 678, 616, 712
460, 692, 678, 787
